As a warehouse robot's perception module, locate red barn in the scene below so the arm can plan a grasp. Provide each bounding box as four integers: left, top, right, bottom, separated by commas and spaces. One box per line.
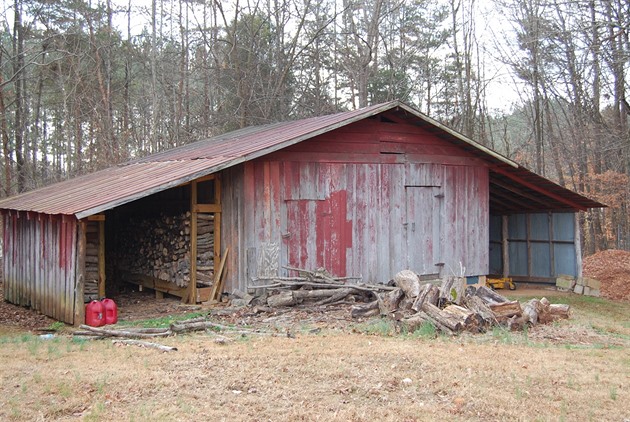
0, 101, 603, 323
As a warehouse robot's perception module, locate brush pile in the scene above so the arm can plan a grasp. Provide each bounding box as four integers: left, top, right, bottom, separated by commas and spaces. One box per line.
262, 268, 570, 335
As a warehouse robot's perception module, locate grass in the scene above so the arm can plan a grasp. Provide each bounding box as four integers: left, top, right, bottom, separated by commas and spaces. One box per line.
117, 311, 207, 328
1, 291, 629, 421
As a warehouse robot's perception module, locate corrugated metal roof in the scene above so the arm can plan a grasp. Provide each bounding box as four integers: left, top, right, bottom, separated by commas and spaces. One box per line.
0, 100, 604, 218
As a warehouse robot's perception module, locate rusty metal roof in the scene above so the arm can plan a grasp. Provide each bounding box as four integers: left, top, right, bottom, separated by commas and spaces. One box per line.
0, 100, 604, 218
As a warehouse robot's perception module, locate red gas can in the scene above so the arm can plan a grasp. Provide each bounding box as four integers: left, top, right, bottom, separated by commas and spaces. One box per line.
85, 300, 105, 327
102, 298, 118, 325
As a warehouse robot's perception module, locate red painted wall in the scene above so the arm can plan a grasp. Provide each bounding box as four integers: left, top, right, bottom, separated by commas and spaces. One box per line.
221, 119, 489, 290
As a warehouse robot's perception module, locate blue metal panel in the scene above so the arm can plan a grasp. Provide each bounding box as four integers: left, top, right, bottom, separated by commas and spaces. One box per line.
553, 213, 575, 241
489, 243, 502, 274
508, 214, 527, 239
530, 214, 550, 240
531, 243, 551, 277
554, 243, 577, 276
509, 241, 528, 275
489, 215, 502, 242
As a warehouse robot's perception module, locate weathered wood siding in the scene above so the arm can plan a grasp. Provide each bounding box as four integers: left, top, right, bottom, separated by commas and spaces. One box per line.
221, 119, 489, 291
3, 211, 78, 323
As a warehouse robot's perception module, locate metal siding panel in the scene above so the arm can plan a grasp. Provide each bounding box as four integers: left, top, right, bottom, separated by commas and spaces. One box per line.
530, 213, 550, 240
554, 243, 577, 276
509, 241, 528, 276
531, 243, 551, 277
553, 213, 575, 241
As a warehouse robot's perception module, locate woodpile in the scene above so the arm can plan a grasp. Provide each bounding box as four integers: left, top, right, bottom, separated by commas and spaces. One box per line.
259, 268, 571, 335
84, 221, 100, 301
116, 211, 215, 287
256, 266, 394, 309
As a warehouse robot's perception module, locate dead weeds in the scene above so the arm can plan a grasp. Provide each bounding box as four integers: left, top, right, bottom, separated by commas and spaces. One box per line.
2, 288, 630, 421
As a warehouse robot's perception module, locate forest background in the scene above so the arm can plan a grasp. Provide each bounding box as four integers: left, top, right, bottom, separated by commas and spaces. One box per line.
1, 0, 628, 255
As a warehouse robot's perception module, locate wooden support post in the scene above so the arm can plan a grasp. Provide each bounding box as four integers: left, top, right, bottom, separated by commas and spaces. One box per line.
187, 181, 198, 304
98, 219, 106, 298
74, 220, 87, 326
214, 175, 222, 282
574, 212, 582, 277
502, 215, 510, 278
156, 290, 164, 300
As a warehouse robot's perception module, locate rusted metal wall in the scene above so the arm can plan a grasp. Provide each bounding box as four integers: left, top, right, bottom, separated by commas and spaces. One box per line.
3, 211, 77, 323
221, 119, 490, 290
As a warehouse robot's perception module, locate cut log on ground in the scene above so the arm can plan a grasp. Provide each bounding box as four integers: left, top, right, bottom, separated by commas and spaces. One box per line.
421, 302, 463, 333
442, 304, 480, 333
394, 270, 421, 298
378, 288, 404, 316
549, 303, 570, 319
78, 325, 171, 338
439, 276, 466, 305
463, 295, 496, 326
351, 300, 380, 318
112, 339, 178, 352
475, 286, 509, 305
412, 283, 440, 312
522, 299, 542, 325
489, 300, 522, 322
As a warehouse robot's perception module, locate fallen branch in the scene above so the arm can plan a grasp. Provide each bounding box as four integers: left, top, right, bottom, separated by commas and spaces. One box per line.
112, 339, 178, 352
78, 325, 171, 338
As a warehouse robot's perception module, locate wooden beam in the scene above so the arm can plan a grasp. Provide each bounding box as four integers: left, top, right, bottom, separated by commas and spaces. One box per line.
214, 175, 222, 294
491, 167, 587, 211
193, 204, 222, 213
87, 214, 106, 221
74, 220, 87, 326
502, 215, 510, 279
490, 178, 549, 207
98, 220, 106, 298
187, 181, 198, 304
490, 187, 539, 210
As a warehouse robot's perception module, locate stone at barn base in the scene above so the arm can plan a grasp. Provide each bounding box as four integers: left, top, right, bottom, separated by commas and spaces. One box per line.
556, 275, 576, 291
573, 284, 584, 295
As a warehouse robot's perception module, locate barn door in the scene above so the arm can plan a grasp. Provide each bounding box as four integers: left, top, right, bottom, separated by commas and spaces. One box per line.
405, 186, 443, 276
284, 191, 351, 276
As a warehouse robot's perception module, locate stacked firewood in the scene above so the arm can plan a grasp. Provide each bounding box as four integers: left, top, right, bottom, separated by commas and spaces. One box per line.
351, 270, 570, 335
116, 212, 215, 287
84, 221, 99, 301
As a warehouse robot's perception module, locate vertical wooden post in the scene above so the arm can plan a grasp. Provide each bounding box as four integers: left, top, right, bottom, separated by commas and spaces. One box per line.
98, 219, 106, 298
74, 220, 87, 326
574, 212, 582, 277
188, 181, 198, 304
214, 174, 222, 284
501, 215, 510, 278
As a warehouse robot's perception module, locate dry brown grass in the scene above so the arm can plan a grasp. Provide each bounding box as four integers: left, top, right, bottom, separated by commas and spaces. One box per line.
1, 293, 630, 421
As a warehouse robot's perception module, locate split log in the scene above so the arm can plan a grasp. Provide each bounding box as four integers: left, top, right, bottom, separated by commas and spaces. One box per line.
549, 303, 570, 319
351, 300, 380, 318
507, 315, 529, 331
464, 295, 496, 326
394, 270, 421, 298
522, 299, 542, 325
267, 291, 298, 307
538, 297, 554, 324
439, 276, 466, 305
421, 302, 463, 333
112, 339, 178, 352
411, 283, 439, 312
378, 288, 404, 316
442, 304, 480, 333
475, 286, 509, 305
401, 312, 442, 334
489, 300, 522, 321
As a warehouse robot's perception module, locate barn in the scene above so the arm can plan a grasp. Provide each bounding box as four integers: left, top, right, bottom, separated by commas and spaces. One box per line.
0, 101, 604, 324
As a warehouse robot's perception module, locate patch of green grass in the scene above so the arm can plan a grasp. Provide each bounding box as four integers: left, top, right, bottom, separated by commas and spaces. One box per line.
610, 386, 617, 401
48, 321, 66, 331
117, 311, 206, 328
408, 321, 437, 339
354, 318, 397, 336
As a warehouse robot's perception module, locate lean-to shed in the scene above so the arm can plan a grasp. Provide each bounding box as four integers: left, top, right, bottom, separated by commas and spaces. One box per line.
0, 101, 604, 324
